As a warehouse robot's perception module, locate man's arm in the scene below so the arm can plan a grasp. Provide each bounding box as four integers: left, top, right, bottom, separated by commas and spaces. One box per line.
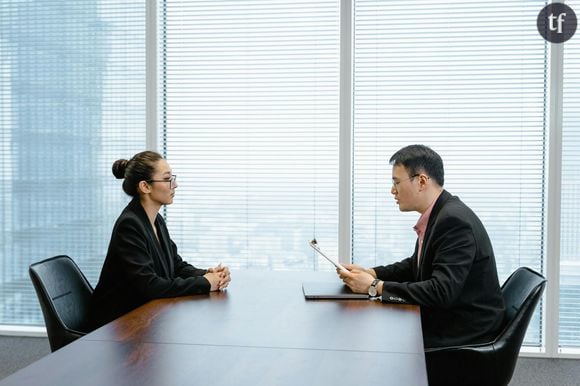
338, 257, 414, 294
373, 256, 415, 283
380, 216, 476, 307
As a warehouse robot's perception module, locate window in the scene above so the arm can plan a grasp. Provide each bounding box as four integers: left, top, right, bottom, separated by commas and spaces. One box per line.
2, 0, 580, 355
560, 0, 580, 351
0, 1, 146, 326
351, 0, 547, 346
160, 0, 341, 270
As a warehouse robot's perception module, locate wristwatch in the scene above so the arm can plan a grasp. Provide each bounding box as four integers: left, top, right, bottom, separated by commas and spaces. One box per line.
368, 278, 381, 297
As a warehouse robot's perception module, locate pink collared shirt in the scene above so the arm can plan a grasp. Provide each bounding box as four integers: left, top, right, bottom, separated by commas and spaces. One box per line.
413, 195, 440, 267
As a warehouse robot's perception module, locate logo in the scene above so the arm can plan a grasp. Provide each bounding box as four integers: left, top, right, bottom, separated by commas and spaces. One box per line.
537, 3, 577, 43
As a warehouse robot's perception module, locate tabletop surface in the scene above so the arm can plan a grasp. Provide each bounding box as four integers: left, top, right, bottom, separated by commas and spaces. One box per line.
2, 270, 428, 386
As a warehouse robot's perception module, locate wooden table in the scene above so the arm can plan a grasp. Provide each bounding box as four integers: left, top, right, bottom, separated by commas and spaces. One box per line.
1, 270, 428, 386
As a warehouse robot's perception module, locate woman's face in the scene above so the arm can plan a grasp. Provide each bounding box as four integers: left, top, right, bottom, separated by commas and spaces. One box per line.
147, 159, 177, 206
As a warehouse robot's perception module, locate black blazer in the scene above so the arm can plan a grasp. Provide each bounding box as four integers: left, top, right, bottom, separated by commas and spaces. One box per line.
89, 198, 210, 329
374, 190, 506, 348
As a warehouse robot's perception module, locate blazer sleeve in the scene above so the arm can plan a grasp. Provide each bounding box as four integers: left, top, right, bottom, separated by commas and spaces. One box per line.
169, 238, 208, 278
113, 217, 210, 300
380, 215, 476, 307
373, 256, 415, 283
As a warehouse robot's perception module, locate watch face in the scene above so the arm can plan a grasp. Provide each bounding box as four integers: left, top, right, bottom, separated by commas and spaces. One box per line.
368, 280, 378, 296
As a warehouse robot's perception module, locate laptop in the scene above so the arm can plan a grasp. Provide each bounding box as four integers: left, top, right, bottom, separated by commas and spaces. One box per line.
302, 281, 369, 300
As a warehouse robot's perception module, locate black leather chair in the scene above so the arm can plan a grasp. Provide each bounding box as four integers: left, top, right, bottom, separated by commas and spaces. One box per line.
29, 255, 94, 352
424, 267, 546, 386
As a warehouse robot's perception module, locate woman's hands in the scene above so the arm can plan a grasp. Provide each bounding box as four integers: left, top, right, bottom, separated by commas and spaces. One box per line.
205, 263, 231, 291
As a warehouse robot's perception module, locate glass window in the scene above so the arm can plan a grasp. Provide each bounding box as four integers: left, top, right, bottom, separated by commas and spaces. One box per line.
351, 0, 547, 346
3, 1, 579, 355
160, 0, 341, 271
560, 0, 580, 352
0, 1, 146, 325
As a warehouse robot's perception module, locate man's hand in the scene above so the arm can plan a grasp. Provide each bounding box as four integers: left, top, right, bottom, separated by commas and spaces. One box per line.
337, 265, 376, 294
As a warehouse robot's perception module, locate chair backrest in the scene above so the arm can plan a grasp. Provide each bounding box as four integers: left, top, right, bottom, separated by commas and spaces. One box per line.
502, 267, 546, 322
493, 267, 546, 384
29, 255, 94, 352
425, 266, 546, 386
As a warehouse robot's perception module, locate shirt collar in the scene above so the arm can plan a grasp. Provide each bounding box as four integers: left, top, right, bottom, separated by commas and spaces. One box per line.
413, 193, 440, 237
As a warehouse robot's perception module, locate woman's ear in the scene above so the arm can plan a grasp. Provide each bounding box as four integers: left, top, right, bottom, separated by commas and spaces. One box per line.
138, 180, 152, 195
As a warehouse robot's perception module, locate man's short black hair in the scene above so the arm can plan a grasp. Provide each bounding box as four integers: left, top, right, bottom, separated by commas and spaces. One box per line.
389, 144, 444, 187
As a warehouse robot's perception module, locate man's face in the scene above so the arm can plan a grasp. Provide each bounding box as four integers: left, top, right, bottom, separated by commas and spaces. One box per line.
390, 164, 419, 212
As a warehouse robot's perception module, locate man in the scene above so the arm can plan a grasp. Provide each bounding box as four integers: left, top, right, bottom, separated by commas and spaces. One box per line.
338, 144, 505, 349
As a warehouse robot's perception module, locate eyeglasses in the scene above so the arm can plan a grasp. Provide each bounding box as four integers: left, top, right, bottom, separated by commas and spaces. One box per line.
148, 175, 177, 189
391, 174, 419, 190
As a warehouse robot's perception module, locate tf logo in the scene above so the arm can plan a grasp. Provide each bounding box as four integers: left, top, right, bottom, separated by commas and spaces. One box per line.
537, 3, 577, 43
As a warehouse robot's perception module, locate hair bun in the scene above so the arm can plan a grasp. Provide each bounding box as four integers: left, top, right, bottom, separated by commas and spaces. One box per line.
112, 159, 129, 179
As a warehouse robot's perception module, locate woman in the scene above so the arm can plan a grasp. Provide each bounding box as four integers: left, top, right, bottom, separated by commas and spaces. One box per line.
89, 151, 230, 330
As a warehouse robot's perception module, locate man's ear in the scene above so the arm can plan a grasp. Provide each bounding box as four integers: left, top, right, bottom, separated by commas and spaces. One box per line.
138, 180, 152, 195
418, 173, 430, 187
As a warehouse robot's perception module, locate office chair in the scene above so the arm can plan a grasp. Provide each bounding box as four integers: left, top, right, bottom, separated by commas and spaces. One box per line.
424, 267, 546, 386
29, 255, 94, 352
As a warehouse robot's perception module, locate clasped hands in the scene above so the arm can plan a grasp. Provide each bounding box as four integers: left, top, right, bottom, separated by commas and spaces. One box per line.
205, 263, 231, 291
337, 264, 377, 294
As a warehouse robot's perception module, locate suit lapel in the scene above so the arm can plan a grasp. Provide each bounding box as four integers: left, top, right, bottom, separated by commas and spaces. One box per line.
154, 216, 174, 276
412, 239, 420, 280
129, 199, 172, 278
416, 190, 451, 280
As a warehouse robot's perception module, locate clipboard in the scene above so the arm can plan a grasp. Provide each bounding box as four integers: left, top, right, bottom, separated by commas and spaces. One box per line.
309, 239, 348, 272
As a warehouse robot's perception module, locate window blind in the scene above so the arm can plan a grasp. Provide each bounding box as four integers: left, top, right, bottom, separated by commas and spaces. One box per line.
352, 0, 547, 346
0, 1, 146, 326
160, 0, 340, 270
560, 0, 580, 351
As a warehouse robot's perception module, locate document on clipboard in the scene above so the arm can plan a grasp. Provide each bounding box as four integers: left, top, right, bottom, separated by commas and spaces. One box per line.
309, 239, 348, 272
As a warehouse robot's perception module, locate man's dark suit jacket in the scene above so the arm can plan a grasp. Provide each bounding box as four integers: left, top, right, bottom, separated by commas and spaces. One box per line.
374, 190, 506, 348
89, 198, 210, 330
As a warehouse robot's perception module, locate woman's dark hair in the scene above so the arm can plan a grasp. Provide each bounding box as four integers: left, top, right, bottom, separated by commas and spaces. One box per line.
112, 151, 163, 197
389, 144, 444, 186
